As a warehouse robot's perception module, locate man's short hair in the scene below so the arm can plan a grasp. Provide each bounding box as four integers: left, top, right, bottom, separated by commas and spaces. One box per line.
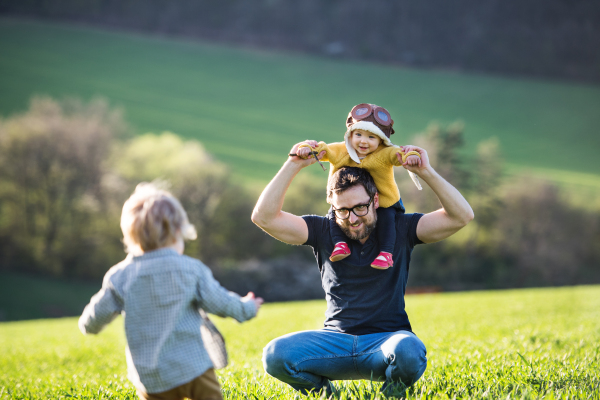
121, 183, 197, 254
326, 167, 377, 203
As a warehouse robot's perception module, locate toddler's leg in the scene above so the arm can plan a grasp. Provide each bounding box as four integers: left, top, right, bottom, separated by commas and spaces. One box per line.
327, 207, 351, 262
371, 206, 397, 269
137, 369, 223, 400
187, 369, 224, 400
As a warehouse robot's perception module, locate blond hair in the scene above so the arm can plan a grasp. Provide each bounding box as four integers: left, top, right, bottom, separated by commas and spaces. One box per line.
121, 183, 197, 255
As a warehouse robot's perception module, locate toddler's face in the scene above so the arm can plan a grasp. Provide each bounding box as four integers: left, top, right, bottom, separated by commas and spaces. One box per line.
350, 130, 382, 157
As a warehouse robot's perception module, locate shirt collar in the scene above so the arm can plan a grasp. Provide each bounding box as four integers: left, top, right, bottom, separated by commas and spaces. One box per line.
132, 247, 179, 261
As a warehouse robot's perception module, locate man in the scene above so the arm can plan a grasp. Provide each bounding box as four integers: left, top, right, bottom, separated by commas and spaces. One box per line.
251, 140, 474, 396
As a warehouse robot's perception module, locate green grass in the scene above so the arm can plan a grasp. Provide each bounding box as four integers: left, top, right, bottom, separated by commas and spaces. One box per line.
1, 18, 600, 185
1, 286, 598, 399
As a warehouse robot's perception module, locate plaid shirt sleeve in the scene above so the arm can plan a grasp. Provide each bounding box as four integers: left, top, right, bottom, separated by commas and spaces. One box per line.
196, 263, 257, 322
78, 266, 124, 335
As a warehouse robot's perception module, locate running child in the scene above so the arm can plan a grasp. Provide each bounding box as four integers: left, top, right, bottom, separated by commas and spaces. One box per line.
79, 183, 263, 400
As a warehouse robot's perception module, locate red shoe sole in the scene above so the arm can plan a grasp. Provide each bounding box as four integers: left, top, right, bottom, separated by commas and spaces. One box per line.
330, 253, 350, 262
371, 263, 392, 270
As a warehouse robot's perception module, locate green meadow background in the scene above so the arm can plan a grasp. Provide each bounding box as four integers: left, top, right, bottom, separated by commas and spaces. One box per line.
1, 18, 599, 187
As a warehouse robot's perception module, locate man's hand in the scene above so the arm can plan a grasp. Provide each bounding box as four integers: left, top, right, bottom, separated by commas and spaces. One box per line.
242, 291, 264, 312
290, 140, 324, 167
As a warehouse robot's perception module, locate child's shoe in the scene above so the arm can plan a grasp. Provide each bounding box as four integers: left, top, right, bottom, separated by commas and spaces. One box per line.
371, 251, 393, 270
330, 242, 351, 262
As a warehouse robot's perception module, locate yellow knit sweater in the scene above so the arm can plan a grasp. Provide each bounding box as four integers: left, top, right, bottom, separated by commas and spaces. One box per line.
299, 141, 420, 208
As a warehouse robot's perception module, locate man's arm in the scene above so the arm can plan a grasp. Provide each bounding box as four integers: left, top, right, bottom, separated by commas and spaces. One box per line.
251, 141, 324, 245
398, 145, 474, 244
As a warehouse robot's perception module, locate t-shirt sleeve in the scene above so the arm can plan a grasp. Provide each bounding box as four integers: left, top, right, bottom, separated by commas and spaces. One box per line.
301, 215, 329, 248
405, 212, 424, 247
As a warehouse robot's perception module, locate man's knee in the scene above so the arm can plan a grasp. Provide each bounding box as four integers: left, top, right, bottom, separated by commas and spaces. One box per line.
382, 332, 427, 386
262, 338, 283, 378
262, 335, 296, 379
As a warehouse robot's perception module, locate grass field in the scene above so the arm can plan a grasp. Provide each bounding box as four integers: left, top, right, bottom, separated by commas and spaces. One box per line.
1, 18, 600, 185
1, 285, 598, 399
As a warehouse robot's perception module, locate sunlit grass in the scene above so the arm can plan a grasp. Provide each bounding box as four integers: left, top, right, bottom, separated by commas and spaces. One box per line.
1, 286, 599, 399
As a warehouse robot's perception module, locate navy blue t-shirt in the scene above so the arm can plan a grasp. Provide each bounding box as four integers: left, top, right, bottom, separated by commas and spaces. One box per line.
302, 212, 423, 335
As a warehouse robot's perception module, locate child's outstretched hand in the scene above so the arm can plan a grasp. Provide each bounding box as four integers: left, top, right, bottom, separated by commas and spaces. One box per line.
289, 140, 324, 169
297, 146, 313, 159
405, 154, 421, 167
398, 145, 431, 174
242, 291, 264, 313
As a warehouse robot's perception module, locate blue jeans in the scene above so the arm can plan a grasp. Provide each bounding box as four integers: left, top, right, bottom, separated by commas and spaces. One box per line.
262, 329, 427, 396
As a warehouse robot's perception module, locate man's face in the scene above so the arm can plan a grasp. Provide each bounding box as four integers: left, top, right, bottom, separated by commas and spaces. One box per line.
330, 185, 378, 242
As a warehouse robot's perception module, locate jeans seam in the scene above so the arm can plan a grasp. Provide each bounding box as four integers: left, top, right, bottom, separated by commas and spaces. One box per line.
354, 349, 380, 356
352, 336, 360, 377
293, 353, 354, 365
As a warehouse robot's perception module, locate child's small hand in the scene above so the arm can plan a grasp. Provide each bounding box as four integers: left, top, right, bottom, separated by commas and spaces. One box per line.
242, 291, 264, 312
297, 146, 312, 159
398, 145, 430, 172
405, 154, 421, 167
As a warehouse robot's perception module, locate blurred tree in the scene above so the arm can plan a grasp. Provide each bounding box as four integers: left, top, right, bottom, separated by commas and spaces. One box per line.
1, 98, 598, 294
111, 132, 283, 264
283, 173, 329, 217
0, 96, 127, 277
402, 122, 600, 290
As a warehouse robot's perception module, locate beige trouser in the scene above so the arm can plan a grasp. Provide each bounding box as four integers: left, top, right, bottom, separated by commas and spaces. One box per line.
137, 368, 223, 400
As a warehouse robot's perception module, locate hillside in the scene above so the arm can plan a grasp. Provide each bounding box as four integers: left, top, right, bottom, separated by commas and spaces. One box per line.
1, 18, 599, 185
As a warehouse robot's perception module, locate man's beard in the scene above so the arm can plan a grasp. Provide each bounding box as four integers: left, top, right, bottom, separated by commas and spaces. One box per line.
338, 213, 377, 241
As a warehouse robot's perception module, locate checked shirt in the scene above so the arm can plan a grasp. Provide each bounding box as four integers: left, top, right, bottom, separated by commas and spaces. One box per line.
79, 248, 256, 393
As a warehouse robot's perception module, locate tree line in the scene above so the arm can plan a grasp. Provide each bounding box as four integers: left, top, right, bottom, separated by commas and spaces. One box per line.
1, 0, 599, 82
0, 98, 598, 300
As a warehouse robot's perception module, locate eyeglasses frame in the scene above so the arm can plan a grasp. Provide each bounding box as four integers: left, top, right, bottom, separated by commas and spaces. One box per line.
331, 196, 375, 220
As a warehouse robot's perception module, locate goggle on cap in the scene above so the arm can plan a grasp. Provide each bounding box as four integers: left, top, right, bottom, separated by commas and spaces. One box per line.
344, 103, 397, 164
346, 103, 395, 138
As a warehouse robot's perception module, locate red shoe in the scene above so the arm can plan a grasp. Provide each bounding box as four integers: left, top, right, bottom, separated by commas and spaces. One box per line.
371, 251, 393, 270
330, 242, 351, 262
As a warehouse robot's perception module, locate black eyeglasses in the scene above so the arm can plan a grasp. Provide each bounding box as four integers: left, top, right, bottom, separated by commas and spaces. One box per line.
332, 197, 373, 219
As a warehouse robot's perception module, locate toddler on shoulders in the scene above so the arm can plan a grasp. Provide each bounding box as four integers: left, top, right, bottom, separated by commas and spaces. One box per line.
296, 103, 422, 269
